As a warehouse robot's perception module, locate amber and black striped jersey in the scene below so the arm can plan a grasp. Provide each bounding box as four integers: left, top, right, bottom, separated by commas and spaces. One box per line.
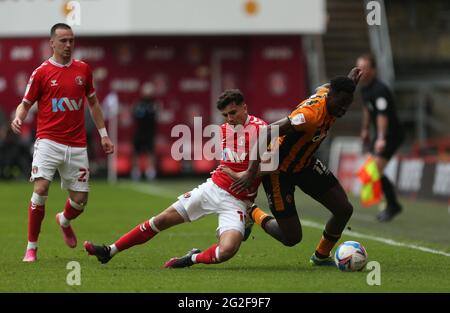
278, 84, 336, 173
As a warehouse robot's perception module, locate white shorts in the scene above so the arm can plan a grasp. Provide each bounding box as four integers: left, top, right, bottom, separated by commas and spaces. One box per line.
31, 138, 90, 192
172, 179, 251, 237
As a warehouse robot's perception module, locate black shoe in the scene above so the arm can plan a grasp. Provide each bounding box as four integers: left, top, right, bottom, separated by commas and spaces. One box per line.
84, 241, 112, 264
376, 205, 402, 222
243, 204, 257, 241
164, 248, 201, 268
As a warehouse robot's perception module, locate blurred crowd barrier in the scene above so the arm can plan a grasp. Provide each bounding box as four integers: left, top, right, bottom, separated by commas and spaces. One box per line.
331, 136, 450, 204
0, 35, 308, 178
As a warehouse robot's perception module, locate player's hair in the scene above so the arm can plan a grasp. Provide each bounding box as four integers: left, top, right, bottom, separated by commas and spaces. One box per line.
216, 89, 245, 110
358, 53, 377, 69
50, 23, 72, 37
330, 76, 356, 94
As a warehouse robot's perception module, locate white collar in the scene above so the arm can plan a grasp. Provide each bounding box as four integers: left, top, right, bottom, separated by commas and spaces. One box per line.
49, 57, 73, 68
243, 115, 250, 126
227, 115, 251, 130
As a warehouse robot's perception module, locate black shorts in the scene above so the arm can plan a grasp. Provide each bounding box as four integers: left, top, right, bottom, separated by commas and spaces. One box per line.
262, 157, 339, 218
134, 136, 155, 154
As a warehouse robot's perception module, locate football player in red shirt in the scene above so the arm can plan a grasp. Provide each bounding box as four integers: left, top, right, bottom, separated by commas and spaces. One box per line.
84, 89, 267, 268
11, 23, 114, 262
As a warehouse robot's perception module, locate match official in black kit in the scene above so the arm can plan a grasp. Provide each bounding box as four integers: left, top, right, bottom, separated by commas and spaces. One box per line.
356, 54, 404, 222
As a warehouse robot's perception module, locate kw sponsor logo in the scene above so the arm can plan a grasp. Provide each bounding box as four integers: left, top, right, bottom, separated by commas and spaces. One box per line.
52, 97, 83, 112
223, 148, 247, 163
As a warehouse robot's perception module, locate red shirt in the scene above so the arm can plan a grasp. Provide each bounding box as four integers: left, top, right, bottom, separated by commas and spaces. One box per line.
212, 115, 267, 201
22, 58, 95, 147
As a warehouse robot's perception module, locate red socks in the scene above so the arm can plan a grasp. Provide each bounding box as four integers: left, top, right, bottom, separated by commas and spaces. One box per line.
63, 198, 83, 220
194, 244, 219, 264
27, 196, 82, 244
115, 219, 158, 251
28, 201, 45, 242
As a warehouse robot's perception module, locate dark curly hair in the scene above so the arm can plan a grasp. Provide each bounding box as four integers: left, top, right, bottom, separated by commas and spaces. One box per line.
216, 89, 244, 110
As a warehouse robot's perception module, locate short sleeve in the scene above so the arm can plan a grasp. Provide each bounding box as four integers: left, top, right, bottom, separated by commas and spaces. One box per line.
374, 84, 392, 115
22, 69, 42, 105
288, 106, 316, 132
85, 64, 96, 98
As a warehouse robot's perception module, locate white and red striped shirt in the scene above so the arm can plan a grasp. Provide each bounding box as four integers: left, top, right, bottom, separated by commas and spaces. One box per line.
212, 115, 267, 201
22, 58, 95, 147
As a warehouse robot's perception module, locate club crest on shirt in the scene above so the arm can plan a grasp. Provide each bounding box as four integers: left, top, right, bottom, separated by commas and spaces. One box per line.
183, 192, 191, 198
75, 76, 84, 86
237, 136, 246, 146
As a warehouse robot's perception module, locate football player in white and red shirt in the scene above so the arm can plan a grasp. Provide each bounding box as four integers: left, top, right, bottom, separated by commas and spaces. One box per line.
211, 114, 266, 203
84, 89, 267, 268
11, 23, 114, 262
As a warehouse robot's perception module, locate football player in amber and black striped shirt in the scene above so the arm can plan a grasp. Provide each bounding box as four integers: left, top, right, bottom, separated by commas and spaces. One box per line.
222, 68, 362, 266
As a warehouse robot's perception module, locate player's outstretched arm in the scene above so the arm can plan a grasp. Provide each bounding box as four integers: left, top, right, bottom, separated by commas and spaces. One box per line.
87, 95, 114, 154
230, 118, 294, 193
11, 102, 32, 134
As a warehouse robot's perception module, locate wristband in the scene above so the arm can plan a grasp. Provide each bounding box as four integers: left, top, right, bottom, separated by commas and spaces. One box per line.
98, 128, 108, 138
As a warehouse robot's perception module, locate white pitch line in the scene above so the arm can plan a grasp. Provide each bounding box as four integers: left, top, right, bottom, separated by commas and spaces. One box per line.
122, 183, 450, 258
301, 220, 450, 257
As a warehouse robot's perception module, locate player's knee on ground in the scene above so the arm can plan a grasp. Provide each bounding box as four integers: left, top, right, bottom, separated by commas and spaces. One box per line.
218, 241, 240, 262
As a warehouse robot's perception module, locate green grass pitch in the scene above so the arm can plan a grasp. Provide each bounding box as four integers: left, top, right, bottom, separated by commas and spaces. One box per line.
1, 179, 449, 292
